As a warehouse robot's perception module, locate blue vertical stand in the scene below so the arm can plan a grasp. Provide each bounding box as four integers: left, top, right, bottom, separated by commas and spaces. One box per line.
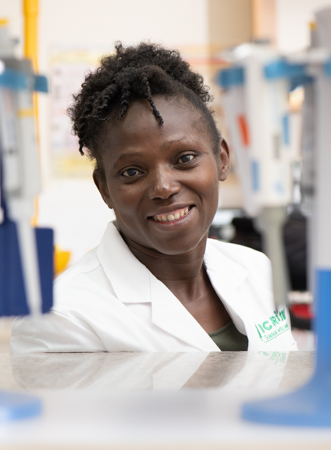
0, 167, 54, 316
0, 206, 53, 422
0, 391, 41, 422
242, 270, 331, 426
0, 220, 54, 316
0, 191, 53, 422
0, 65, 52, 421
241, 56, 331, 427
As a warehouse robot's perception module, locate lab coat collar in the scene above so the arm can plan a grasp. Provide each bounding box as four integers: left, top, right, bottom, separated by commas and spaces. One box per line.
149, 274, 219, 351
204, 240, 248, 335
97, 222, 248, 351
97, 222, 151, 304
204, 239, 248, 297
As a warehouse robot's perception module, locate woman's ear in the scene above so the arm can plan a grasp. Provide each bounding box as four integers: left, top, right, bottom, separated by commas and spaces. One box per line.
93, 168, 113, 209
219, 138, 230, 182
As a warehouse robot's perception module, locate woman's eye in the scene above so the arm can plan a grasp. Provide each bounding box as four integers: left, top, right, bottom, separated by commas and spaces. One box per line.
122, 168, 140, 177
178, 154, 194, 164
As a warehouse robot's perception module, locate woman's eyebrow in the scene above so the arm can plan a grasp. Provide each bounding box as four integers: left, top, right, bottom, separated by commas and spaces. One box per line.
162, 136, 199, 149
115, 151, 144, 163
163, 137, 186, 146
114, 137, 200, 165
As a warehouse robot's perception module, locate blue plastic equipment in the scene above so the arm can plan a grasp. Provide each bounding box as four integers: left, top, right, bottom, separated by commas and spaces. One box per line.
0, 60, 53, 420
241, 59, 331, 427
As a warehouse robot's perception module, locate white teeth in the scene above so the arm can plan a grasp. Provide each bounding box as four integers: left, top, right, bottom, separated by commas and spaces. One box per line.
153, 207, 190, 222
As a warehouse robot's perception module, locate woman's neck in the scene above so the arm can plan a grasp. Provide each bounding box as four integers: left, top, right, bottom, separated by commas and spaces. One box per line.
122, 231, 231, 332
122, 233, 208, 299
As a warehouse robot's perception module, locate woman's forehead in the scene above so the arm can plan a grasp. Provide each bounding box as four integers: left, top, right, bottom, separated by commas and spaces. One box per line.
100, 96, 209, 150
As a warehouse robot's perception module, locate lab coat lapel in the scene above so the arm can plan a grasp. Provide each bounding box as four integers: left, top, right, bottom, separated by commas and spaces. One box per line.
150, 240, 251, 351
96, 222, 151, 304
204, 240, 249, 335
150, 273, 220, 351
98, 224, 218, 351
97, 223, 248, 352
150, 274, 219, 352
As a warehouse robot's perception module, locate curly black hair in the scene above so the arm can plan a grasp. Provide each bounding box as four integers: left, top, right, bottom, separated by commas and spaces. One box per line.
67, 42, 221, 167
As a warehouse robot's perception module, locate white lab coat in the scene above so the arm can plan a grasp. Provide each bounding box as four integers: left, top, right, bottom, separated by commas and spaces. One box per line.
11, 222, 297, 353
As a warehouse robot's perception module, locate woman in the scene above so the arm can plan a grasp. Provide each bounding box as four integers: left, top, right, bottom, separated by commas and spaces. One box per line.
11, 43, 297, 352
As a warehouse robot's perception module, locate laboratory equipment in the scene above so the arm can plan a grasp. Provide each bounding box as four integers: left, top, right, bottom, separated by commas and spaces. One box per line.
0, 20, 53, 316
218, 43, 296, 309
0, 21, 53, 419
218, 6, 331, 426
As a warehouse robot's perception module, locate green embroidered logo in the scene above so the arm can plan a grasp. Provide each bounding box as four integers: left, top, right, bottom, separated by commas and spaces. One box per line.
255, 309, 289, 343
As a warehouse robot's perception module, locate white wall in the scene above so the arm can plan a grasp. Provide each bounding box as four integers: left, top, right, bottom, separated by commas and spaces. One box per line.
0, 0, 208, 68
276, 0, 331, 52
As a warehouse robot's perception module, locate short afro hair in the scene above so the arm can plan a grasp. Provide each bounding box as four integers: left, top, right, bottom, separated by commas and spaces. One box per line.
67, 42, 221, 166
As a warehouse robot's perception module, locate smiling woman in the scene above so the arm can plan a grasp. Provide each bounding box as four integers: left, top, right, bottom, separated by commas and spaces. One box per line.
93, 97, 223, 258
11, 43, 297, 353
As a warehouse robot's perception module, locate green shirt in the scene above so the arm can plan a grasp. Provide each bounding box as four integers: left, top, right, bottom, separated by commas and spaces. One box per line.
208, 320, 248, 351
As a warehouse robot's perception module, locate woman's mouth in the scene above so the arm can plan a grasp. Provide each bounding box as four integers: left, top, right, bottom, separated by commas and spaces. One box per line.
152, 206, 191, 223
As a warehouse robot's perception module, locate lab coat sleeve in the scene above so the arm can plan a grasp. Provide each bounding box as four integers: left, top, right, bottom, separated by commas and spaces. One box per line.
10, 311, 107, 353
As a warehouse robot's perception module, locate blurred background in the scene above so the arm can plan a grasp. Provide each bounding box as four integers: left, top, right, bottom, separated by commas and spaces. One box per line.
1, 0, 330, 349
1, 0, 329, 265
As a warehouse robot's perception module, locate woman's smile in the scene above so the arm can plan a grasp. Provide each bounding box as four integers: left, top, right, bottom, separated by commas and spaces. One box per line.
151, 205, 191, 223
93, 95, 229, 256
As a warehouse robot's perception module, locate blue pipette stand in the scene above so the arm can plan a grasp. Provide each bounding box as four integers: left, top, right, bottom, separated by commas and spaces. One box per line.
0, 65, 52, 421
242, 60, 331, 427
0, 196, 52, 423
0, 186, 52, 423
0, 391, 41, 422
242, 270, 331, 426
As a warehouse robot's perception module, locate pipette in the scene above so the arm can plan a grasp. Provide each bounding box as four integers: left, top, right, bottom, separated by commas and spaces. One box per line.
219, 43, 293, 308
0, 22, 42, 315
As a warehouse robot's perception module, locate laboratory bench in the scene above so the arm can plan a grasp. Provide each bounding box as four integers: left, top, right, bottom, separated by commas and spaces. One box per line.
0, 350, 330, 449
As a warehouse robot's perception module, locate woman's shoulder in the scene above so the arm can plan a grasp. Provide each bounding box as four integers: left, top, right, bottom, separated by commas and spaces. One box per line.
206, 238, 271, 273
53, 246, 117, 310
54, 247, 100, 290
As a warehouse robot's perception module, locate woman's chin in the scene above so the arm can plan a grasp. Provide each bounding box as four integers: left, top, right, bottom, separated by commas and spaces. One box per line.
147, 232, 209, 257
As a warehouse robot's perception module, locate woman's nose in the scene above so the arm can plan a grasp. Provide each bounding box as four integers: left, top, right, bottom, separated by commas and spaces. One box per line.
148, 167, 181, 200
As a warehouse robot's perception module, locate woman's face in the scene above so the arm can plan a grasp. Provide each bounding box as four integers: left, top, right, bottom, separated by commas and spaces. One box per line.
94, 96, 229, 255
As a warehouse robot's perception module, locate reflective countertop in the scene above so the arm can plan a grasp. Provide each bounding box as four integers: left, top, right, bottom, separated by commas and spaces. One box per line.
1, 351, 330, 450
0, 350, 314, 392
